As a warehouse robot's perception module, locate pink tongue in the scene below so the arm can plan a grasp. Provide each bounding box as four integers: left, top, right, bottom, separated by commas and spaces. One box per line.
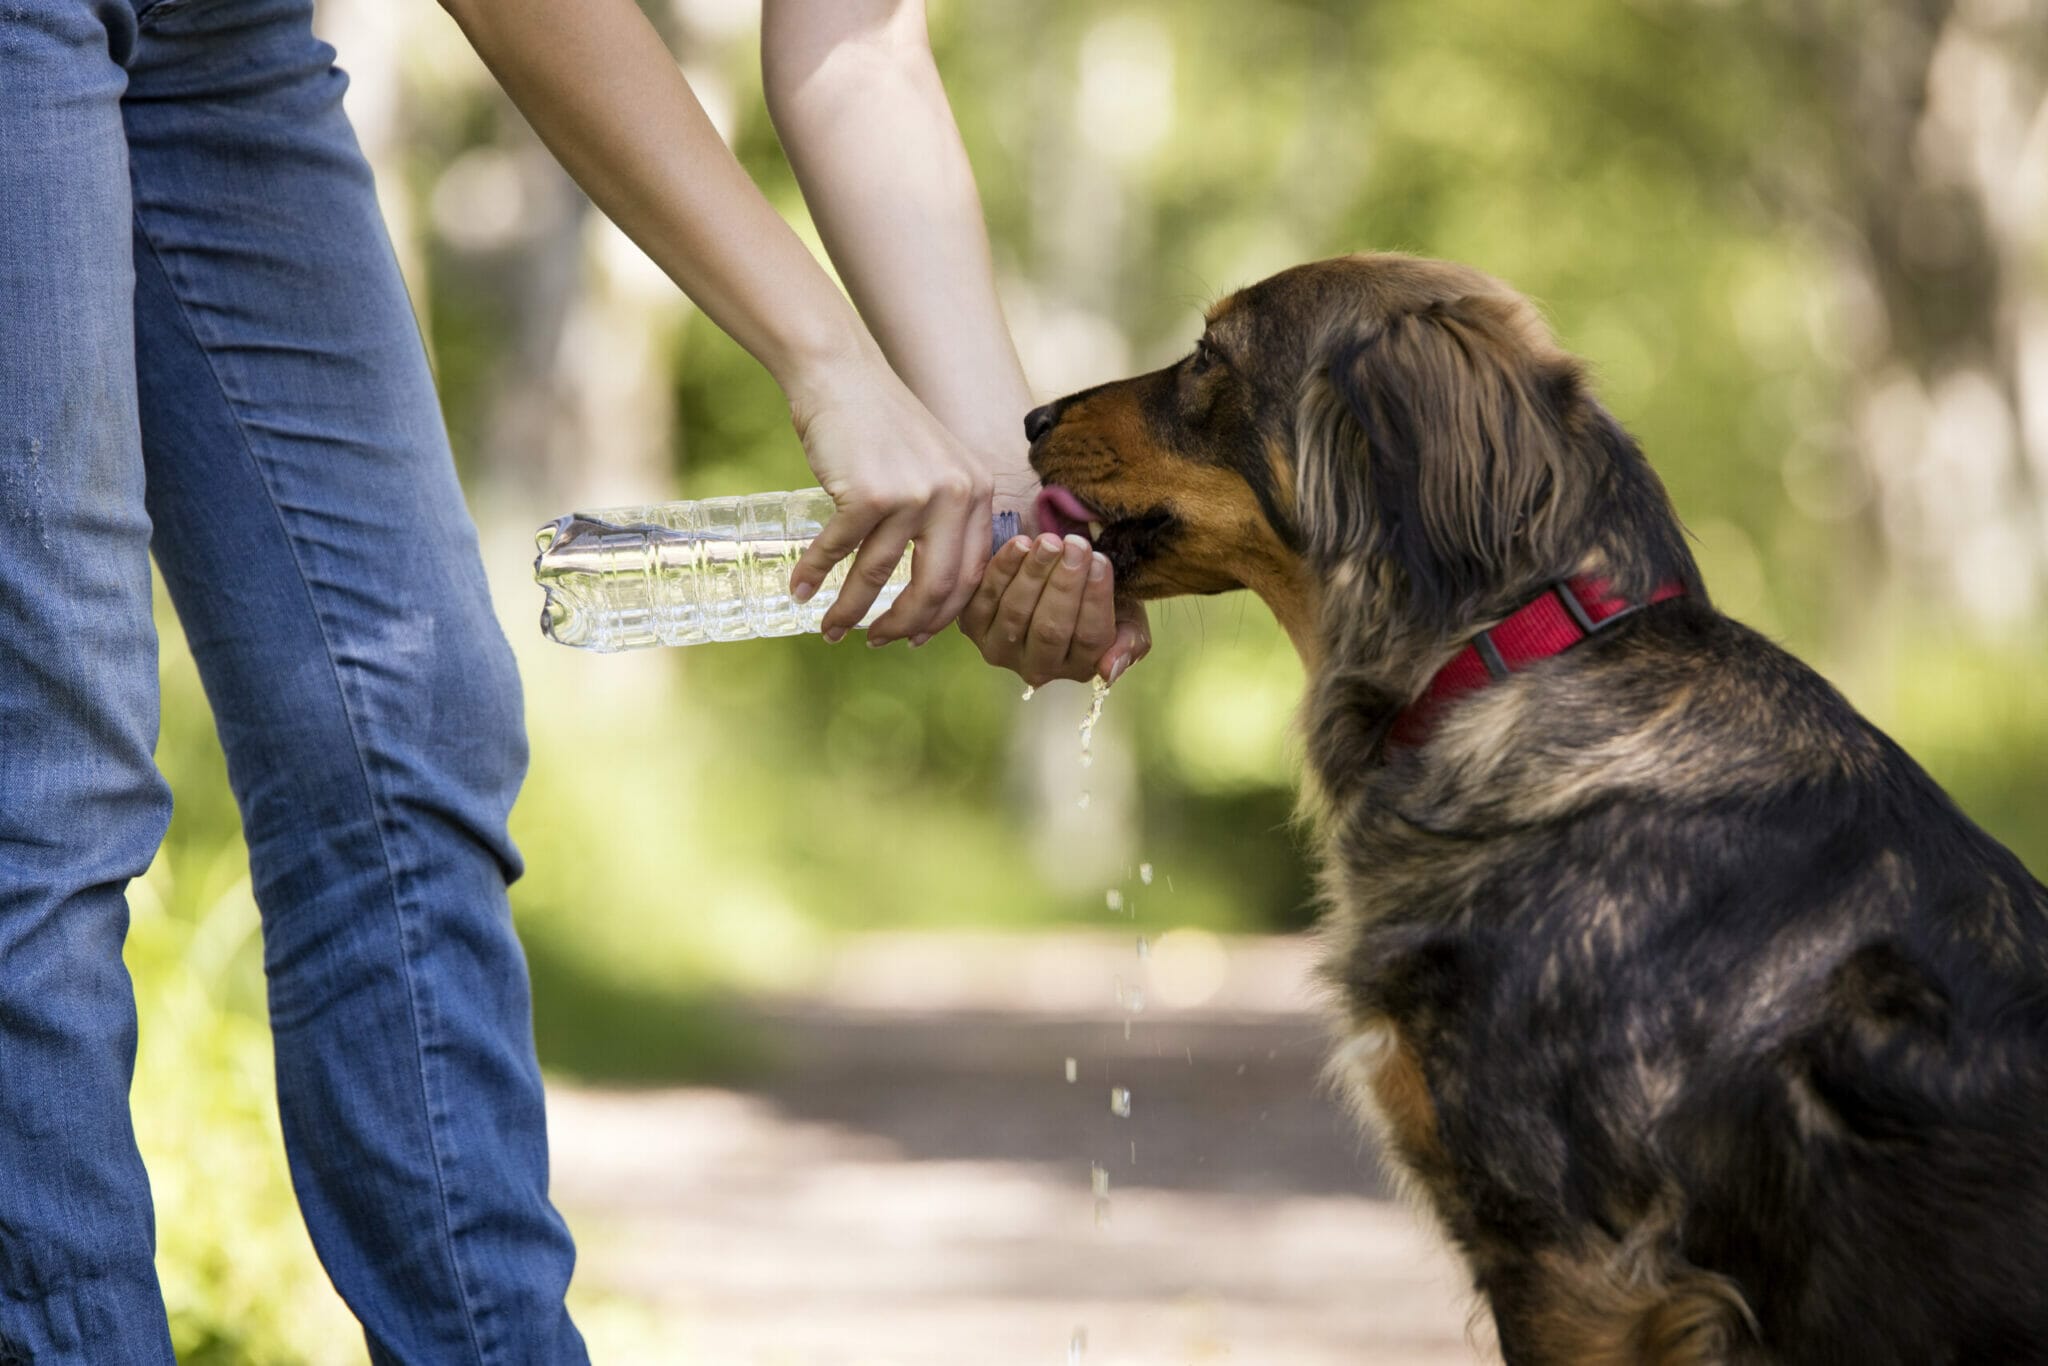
1034, 485, 1098, 540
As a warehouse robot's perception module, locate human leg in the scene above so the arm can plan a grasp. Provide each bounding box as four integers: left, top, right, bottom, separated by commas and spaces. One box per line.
0, 2, 176, 1359
124, 3, 582, 1358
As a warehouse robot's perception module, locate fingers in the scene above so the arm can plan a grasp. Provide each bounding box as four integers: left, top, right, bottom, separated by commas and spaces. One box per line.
1094, 598, 1153, 685
990, 534, 1064, 658
933, 485, 996, 637
820, 508, 915, 640
1016, 546, 1114, 685
866, 479, 985, 646
1072, 553, 1117, 659
1020, 535, 1092, 683
959, 536, 1031, 645
845, 514, 1134, 690
791, 503, 881, 631
965, 534, 1129, 685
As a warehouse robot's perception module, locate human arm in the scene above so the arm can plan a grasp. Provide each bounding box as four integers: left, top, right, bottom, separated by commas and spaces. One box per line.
438, 0, 986, 641
760, 0, 1151, 678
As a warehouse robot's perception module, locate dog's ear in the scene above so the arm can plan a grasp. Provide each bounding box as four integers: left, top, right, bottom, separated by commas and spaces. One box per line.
1297, 293, 1589, 631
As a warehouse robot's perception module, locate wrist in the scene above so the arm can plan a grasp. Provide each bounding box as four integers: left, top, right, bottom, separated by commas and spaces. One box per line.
767, 307, 876, 415
983, 451, 1039, 521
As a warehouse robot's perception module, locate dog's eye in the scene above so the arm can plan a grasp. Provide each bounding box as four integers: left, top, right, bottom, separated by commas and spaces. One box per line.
1187, 339, 1220, 377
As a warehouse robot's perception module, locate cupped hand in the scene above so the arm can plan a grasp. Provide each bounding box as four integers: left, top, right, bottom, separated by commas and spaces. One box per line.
785, 351, 994, 646
958, 532, 1153, 686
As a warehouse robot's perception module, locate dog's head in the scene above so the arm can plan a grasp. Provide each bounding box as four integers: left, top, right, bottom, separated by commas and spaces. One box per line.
1027, 253, 1698, 672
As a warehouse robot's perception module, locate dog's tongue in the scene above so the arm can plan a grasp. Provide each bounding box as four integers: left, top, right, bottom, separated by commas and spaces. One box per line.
1034, 484, 1098, 541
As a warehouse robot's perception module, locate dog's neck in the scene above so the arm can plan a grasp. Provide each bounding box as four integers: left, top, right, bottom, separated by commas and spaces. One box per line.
1244, 560, 1328, 674
1291, 554, 1642, 802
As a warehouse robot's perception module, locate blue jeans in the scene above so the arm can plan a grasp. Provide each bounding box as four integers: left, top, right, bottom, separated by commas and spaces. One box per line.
0, 0, 585, 1360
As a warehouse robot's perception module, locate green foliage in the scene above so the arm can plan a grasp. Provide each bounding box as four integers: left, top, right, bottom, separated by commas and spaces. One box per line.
1838, 630, 2048, 877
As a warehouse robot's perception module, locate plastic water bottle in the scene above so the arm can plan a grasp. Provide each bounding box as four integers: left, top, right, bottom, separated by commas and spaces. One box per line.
534, 487, 1019, 651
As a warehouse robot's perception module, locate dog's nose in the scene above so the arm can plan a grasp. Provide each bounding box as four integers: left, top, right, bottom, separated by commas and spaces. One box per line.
1023, 402, 1060, 443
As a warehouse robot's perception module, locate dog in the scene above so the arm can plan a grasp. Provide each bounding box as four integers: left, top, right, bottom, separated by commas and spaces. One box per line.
1025, 253, 2048, 1365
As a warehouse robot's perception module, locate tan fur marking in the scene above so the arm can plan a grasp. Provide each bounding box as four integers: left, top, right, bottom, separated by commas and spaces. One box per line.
1517, 1243, 1759, 1366
1044, 387, 1323, 667
1331, 1018, 1452, 1191
1370, 1031, 1447, 1172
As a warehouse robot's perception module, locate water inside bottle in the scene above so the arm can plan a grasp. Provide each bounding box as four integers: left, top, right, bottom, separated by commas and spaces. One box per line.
534, 492, 900, 651
535, 491, 1017, 650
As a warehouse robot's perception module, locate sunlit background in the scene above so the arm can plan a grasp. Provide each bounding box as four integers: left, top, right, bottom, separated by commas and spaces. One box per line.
133, 0, 2048, 1360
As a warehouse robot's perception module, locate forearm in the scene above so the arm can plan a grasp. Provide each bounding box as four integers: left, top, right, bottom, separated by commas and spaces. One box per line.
761, 0, 1035, 473
440, 0, 870, 400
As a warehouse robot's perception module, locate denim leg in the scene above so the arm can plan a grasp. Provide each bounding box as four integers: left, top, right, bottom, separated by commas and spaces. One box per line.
0, 3, 177, 1361
123, 3, 583, 1361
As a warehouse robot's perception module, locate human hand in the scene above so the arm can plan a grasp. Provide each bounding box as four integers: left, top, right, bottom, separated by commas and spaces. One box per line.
958, 532, 1153, 686
785, 349, 994, 647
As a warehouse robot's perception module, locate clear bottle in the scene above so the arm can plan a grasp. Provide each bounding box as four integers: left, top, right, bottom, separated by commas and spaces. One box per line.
534, 487, 1019, 651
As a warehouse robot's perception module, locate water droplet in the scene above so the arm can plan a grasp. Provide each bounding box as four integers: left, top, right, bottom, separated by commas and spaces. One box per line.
1020, 684, 1036, 701
1123, 1018, 1131, 1040
1064, 1057, 1078, 1083
1069, 1327, 1087, 1363
1105, 888, 1123, 913
1078, 675, 1109, 766
1091, 1162, 1111, 1226
1135, 935, 1150, 960
1122, 985, 1145, 1014
1109, 1087, 1131, 1118
1077, 791, 1091, 809
1138, 862, 1153, 885
1130, 1139, 1137, 1165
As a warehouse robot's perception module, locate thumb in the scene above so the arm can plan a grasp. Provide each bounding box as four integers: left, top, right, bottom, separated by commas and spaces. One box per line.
1095, 613, 1151, 685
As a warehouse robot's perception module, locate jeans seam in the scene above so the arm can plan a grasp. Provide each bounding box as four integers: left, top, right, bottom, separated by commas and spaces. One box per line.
130, 216, 491, 1366
132, 0, 190, 30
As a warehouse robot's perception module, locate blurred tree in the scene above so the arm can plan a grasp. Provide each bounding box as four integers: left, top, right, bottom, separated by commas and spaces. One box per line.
1755, 0, 2048, 632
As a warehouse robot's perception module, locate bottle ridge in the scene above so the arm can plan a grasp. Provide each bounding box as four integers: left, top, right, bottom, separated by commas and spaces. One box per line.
535, 487, 1019, 651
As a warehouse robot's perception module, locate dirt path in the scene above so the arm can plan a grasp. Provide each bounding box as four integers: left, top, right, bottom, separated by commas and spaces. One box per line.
547, 933, 1495, 1365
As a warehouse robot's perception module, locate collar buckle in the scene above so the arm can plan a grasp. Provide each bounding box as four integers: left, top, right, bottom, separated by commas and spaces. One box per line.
1553, 579, 1601, 635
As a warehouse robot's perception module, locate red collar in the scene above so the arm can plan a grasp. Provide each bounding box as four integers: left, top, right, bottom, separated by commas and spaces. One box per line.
1387, 576, 1687, 747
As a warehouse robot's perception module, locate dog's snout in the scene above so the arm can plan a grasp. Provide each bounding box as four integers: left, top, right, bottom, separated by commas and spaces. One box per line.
1023, 402, 1060, 443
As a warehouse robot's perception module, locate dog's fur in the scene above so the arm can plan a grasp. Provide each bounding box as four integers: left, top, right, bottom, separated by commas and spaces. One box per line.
1026, 254, 2048, 1364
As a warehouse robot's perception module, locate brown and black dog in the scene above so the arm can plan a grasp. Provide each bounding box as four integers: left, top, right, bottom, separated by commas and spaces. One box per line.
1026, 254, 2048, 1365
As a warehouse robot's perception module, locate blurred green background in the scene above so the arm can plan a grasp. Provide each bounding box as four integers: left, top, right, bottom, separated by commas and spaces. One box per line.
130, 0, 2048, 1357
